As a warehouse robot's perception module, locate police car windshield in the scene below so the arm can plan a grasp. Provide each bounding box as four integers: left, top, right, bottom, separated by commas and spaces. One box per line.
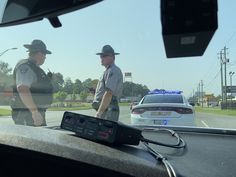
0, 0, 236, 131
142, 94, 184, 104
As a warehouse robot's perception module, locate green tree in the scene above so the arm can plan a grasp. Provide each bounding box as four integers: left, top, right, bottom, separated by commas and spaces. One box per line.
88, 79, 98, 94
122, 82, 133, 97
141, 85, 150, 97
122, 82, 149, 97
51, 72, 64, 92
80, 91, 88, 102
0, 61, 12, 75
216, 95, 222, 101
0, 61, 14, 104
91, 79, 99, 89
82, 78, 93, 92
72, 91, 77, 101
54, 91, 68, 103
64, 77, 73, 94
73, 79, 83, 94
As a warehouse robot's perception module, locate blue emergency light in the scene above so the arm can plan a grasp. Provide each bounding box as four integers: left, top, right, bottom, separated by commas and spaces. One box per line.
148, 89, 182, 95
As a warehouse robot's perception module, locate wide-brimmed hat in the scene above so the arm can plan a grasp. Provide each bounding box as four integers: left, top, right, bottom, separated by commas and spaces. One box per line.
24, 40, 52, 54
96, 45, 120, 55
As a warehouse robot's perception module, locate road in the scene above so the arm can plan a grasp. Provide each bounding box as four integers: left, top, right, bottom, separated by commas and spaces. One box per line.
1, 106, 236, 129
0, 106, 132, 126
195, 112, 236, 129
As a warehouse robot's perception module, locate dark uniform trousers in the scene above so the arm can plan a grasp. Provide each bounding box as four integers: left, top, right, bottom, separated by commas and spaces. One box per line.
101, 97, 119, 121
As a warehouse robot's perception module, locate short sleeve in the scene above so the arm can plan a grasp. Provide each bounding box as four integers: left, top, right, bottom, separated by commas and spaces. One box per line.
16, 64, 37, 87
105, 69, 119, 93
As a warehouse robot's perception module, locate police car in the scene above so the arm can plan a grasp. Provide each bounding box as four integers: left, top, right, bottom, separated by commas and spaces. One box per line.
131, 89, 195, 126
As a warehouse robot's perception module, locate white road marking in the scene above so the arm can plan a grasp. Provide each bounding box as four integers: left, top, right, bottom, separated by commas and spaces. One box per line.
201, 120, 209, 128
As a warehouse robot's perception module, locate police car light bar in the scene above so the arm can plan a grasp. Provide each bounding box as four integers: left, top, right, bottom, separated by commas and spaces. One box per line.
148, 89, 182, 95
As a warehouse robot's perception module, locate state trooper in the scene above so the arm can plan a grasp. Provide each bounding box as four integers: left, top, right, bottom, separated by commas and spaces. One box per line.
11, 40, 53, 126
92, 45, 123, 121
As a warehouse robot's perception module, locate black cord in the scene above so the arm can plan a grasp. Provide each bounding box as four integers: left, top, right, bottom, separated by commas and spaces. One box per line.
140, 128, 186, 177
140, 128, 186, 149
142, 142, 177, 177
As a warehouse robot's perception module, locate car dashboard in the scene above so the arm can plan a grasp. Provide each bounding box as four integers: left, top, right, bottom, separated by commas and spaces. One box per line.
0, 124, 235, 177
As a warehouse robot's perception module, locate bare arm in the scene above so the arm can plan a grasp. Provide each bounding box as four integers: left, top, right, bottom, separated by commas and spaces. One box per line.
17, 85, 44, 126
17, 85, 37, 112
96, 90, 113, 118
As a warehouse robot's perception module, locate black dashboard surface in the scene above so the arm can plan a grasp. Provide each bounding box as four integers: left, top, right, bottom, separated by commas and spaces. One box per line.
132, 127, 236, 177
0, 124, 236, 177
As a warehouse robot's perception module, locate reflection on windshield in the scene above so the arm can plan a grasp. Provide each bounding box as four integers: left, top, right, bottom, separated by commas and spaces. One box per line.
2, 1, 33, 23
0, 0, 8, 23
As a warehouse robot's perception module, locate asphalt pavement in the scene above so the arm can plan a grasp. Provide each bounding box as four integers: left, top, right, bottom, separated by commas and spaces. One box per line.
1, 106, 236, 129
195, 112, 236, 129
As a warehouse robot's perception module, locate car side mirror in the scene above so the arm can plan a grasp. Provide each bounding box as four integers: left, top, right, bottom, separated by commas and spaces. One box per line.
130, 102, 138, 110
189, 103, 195, 107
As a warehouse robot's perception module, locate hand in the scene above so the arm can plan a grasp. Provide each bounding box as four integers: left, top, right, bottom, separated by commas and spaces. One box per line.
95, 112, 102, 118
32, 111, 44, 126
47, 71, 53, 80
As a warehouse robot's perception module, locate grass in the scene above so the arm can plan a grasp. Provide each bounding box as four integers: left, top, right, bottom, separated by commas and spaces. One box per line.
119, 102, 131, 106
195, 107, 236, 116
49, 102, 130, 111
0, 109, 11, 116
48, 106, 92, 111
49, 102, 92, 111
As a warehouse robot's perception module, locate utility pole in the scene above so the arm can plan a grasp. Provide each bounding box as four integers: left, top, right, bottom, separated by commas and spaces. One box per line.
198, 83, 200, 105
201, 80, 204, 108
193, 89, 195, 104
124, 72, 134, 102
229, 71, 235, 107
223, 46, 229, 109
218, 51, 224, 109
196, 85, 198, 104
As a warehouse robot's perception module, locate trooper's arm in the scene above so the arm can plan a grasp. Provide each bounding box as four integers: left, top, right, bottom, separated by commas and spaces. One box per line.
17, 85, 44, 126
95, 90, 113, 118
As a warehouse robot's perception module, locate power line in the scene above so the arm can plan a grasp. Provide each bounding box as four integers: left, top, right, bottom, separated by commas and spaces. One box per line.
200, 59, 219, 80
228, 60, 236, 66
229, 36, 236, 48
207, 82, 219, 90
204, 69, 221, 89
225, 31, 236, 46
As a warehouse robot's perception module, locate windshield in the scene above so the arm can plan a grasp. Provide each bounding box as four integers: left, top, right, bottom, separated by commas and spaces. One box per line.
142, 95, 184, 104
0, 0, 236, 130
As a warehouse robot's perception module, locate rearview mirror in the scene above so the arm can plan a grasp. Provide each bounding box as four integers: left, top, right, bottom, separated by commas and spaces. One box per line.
0, 0, 103, 28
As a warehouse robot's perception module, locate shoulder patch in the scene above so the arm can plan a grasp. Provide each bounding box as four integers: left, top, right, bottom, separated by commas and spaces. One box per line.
20, 67, 29, 74
108, 72, 113, 79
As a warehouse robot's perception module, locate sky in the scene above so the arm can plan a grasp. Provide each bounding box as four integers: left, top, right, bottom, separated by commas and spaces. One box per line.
0, 0, 236, 98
